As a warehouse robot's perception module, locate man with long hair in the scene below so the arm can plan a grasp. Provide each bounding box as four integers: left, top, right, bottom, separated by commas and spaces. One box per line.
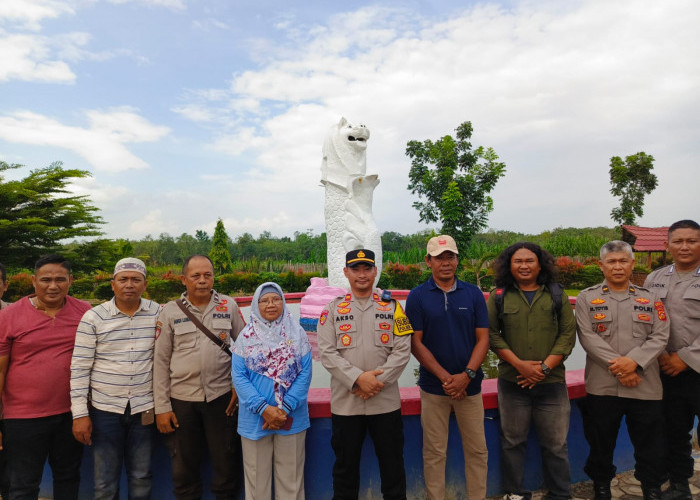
488, 242, 576, 500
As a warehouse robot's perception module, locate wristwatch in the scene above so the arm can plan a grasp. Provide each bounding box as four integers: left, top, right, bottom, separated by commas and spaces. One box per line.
541, 363, 552, 376
465, 368, 477, 380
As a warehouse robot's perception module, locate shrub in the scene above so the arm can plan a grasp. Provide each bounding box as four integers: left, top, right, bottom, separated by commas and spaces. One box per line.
146, 278, 182, 303
571, 265, 604, 289
71, 277, 97, 299
95, 281, 114, 301
459, 269, 478, 286
479, 274, 495, 291
217, 273, 242, 295
385, 262, 423, 290
377, 271, 390, 290
554, 256, 584, 287
240, 273, 263, 294
279, 271, 320, 292
5, 273, 33, 302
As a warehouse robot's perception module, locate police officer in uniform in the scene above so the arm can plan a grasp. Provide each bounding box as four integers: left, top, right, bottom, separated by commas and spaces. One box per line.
576, 241, 669, 500
154, 255, 245, 500
317, 249, 413, 500
644, 219, 700, 500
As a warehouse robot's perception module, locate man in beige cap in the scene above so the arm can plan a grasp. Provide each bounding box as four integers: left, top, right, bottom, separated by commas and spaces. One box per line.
70, 257, 161, 500
405, 235, 490, 500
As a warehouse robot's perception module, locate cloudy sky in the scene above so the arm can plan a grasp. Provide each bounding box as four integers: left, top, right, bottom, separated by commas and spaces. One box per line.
1, 0, 698, 241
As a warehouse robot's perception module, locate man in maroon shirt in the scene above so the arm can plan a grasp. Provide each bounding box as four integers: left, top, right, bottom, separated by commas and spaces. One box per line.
0, 254, 91, 500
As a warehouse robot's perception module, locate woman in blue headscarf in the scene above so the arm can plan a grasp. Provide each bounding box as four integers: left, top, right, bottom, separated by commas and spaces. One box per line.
232, 282, 312, 500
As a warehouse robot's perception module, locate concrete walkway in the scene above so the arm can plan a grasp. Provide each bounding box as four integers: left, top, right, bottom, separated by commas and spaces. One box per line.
493, 451, 700, 500
29, 452, 700, 499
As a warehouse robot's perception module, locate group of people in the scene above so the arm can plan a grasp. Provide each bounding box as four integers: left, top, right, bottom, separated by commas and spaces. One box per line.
0, 219, 696, 500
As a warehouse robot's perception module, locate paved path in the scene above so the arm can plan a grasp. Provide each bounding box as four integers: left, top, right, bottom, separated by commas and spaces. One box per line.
29, 450, 700, 499
490, 451, 700, 500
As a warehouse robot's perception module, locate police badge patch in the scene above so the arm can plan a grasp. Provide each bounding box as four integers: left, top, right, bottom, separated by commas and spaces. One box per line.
654, 301, 667, 321
319, 310, 329, 325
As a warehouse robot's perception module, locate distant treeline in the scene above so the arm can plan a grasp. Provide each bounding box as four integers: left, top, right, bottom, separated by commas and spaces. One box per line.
2, 226, 671, 303
4, 226, 625, 276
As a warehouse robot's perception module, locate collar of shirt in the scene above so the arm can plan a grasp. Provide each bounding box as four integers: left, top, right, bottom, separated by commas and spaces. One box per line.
105, 297, 152, 317
180, 290, 227, 312
427, 275, 459, 293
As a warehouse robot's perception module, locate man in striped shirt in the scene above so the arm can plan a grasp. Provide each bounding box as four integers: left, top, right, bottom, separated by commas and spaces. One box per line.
70, 257, 161, 500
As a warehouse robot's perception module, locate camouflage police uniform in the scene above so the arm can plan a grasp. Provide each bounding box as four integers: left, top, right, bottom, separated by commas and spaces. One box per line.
318, 290, 412, 500
154, 290, 245, 500
645, 264, 700, 488
576, 282, 670, 490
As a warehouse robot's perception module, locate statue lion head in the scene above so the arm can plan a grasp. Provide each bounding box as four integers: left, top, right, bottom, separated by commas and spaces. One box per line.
321, 117, 370, 187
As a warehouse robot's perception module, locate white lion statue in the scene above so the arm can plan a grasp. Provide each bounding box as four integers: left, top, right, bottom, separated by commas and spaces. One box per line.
321, 117, 382, 288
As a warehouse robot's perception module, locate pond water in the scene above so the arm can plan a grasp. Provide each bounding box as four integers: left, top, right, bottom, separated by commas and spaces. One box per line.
238, 301, 587, 389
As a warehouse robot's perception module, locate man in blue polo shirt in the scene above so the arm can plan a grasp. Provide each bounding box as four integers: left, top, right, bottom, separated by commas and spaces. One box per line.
405, 235, 490, 500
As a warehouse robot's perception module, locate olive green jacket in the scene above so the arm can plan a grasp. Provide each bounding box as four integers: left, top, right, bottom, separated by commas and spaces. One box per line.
487, 284, 576, 383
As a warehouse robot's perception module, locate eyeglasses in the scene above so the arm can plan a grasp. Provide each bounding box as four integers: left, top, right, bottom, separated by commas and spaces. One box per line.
259, 297, 283, 306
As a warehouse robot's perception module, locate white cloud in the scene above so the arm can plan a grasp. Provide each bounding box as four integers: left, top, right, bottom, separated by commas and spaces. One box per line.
0, 0, 74, 31
0, 108, 170, 171
0, 32, 76, 82
106, 0, 186, 10
0, 27, 125, 83
129, 209, 180, 236
69, 175, 129, 204
173, 0, 699, 235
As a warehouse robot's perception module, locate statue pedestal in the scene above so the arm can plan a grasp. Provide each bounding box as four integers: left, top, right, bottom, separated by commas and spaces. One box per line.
300, 277, 347, 360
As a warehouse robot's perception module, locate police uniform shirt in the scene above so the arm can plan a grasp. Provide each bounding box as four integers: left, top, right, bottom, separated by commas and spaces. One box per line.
153, 290, 246, 414
317, 290, 413, 416
575, 282, 670, 400
645, 264, 700, 373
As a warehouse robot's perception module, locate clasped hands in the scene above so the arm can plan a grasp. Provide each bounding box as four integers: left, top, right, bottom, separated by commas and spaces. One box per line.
352, 369, 385, 400
261, 405, 288, 430
608, 356, 641, 387
441, 372, 470, 400
516, 360, 546, 389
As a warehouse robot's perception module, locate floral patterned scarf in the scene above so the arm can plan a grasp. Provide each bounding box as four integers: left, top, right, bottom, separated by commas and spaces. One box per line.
233, 282, 311, 406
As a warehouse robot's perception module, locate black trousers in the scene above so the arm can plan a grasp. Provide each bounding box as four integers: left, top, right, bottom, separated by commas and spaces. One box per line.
662, 370, 700, 483
167, 394, 241, 500
4, 412, 83, 500
579, 394, 665, 488
330, 410, 406, 500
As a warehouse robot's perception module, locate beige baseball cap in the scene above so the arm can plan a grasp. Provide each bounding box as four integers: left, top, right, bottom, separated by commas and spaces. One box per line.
426, 235, 459, 257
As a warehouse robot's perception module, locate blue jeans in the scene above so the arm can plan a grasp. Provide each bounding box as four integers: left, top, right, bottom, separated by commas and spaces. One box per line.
90, 406, 154, 500
3, 412, 83, 500
497, 380, 571, 499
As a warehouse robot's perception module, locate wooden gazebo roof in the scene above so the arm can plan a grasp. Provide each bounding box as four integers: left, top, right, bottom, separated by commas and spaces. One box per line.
621, 225, 668, 251
621, 225, 668, 269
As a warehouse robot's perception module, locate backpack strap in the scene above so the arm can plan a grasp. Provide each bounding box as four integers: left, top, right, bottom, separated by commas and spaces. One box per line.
494, 287, 506, 332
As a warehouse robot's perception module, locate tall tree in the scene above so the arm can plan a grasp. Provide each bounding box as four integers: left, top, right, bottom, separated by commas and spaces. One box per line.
608, 152, 658, 226
0, 161, 103, 267
195, 229, 212, 254
209, 219, 233, 274
406, 121, 506, 250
